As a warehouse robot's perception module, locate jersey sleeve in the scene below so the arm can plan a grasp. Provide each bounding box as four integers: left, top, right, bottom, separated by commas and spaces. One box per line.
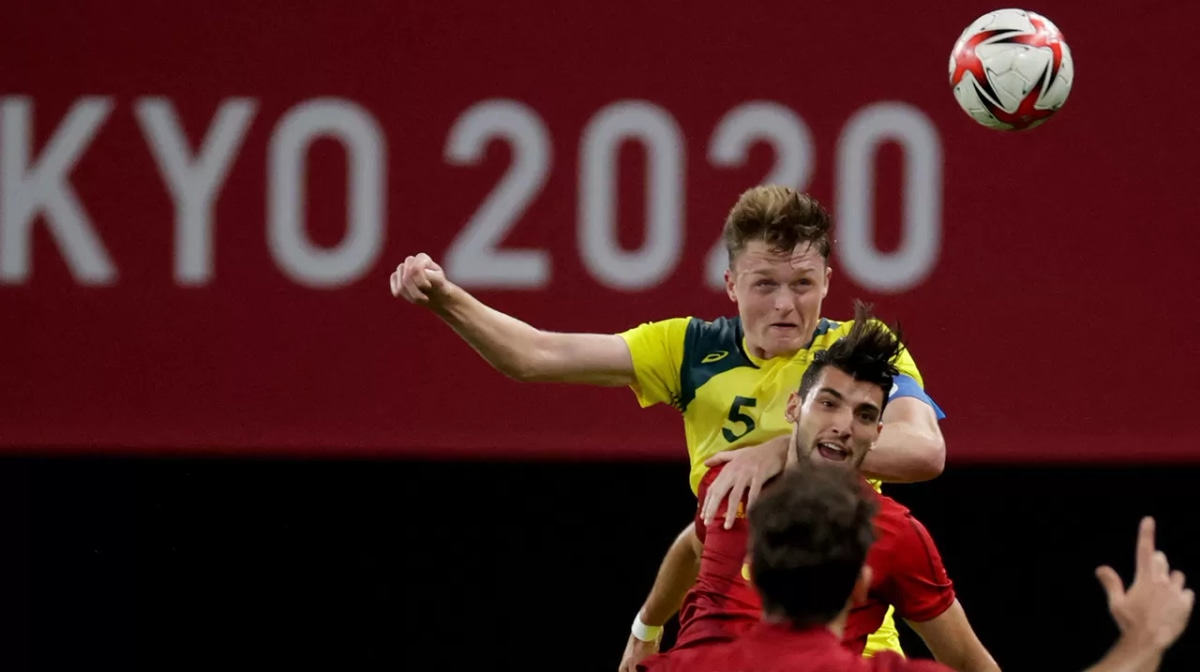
879, 514, 957, 623
890, 374, 946, 420
616, 317, 690, 409
881, 322, 946, 420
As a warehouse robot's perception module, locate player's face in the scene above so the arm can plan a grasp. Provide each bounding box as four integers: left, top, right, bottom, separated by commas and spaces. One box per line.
725, 240, 830, 360
784, 367, 884, 470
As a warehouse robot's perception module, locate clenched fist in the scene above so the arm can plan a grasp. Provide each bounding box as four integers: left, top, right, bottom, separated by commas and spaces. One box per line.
390, 253, 453, 308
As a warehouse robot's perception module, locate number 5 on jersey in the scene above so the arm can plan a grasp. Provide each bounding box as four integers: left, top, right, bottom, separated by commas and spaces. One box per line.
722, 396, 758, 442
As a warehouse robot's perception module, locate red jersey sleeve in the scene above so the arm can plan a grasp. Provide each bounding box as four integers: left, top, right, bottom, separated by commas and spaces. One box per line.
877, 510, 956, 623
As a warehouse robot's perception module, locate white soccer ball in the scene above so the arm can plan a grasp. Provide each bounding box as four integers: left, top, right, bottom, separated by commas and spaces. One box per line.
949, 8, 1074, 130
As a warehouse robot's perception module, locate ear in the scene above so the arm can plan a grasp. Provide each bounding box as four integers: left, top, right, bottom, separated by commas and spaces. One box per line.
785, 391, 801, 422
850, 564, 873, 606
821, 264, 832, 300
724, 268, 737, 303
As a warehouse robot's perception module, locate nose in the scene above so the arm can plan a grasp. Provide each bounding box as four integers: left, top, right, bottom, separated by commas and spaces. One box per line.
774, 287, 797, 313
830, 408, 854, 436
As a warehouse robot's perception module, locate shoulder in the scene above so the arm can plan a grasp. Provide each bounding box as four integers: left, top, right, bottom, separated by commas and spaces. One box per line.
619, 316, 694, 345
871, 495, 920, 542
866, 495, 919, 558
807, 317, 851, 349
620, 315, 742, 353
677, 316, 756, 411
870, 495, 947, 575
681, 316, 744, 353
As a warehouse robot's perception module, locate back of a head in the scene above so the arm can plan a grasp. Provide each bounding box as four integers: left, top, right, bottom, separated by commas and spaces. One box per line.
747, 466, 879, 627
722, 185, 832, 266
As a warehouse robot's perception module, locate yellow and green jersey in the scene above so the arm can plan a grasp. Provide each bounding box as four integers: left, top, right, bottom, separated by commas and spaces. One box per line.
618, 315, 936, 495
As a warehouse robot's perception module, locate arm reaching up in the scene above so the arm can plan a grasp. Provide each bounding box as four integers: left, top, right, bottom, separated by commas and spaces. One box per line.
391, 254, 636, 385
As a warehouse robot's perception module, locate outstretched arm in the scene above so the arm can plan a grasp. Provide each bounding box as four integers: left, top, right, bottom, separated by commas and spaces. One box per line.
391, 254, 636, 385
618, 523, 703, 672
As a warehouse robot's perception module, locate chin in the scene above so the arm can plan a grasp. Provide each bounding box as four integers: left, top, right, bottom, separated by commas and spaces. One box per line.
773, 335, 805, 352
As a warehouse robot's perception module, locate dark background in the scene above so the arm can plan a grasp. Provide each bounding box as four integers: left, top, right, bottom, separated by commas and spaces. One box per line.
2, 458, 1195, 671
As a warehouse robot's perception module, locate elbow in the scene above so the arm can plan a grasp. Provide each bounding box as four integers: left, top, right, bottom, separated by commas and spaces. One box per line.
504, 361, 544, 383
917, 435, 947, 481
503, 334, 554, 382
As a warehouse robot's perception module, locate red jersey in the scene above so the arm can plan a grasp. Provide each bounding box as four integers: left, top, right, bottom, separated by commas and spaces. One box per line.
644, 622, 953, 672
672, 465, 956, 654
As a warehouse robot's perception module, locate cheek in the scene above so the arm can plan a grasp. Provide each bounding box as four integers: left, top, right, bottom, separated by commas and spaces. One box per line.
798, 292, 822, 311
737, 291, 773, 316
852, 427, 877, 447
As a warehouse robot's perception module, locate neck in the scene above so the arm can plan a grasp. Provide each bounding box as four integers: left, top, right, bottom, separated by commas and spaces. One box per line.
745, 339, 799, 360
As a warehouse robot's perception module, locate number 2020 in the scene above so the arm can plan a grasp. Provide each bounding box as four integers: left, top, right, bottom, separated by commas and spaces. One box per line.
443, 99, 942, 294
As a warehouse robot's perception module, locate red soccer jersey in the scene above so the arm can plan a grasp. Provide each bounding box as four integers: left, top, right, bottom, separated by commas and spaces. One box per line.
671, 464, 956, 654
645, 622, 953, 672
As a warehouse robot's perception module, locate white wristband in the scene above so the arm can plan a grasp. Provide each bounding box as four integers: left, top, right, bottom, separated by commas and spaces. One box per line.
631, 613, 663, 642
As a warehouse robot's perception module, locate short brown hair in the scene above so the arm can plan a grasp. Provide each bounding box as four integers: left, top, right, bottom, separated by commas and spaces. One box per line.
722, 185, 832, 267
748, 465, 878, 627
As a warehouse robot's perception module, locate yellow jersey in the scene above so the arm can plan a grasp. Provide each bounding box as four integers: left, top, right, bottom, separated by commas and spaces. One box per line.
618, 314, 939, 659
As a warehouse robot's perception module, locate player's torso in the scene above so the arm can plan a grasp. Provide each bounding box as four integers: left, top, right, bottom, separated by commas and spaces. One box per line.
680, 317, 852, 493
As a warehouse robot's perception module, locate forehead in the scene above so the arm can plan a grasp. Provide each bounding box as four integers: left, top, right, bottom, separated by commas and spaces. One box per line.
735, 240, 825, 274
808, 367, 885, 410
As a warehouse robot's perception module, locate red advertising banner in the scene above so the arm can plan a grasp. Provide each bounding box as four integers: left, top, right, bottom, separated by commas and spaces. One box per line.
2, 1, 1197, 464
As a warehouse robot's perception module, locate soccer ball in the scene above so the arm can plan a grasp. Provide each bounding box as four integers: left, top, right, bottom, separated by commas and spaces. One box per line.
949, 9, 1074, 130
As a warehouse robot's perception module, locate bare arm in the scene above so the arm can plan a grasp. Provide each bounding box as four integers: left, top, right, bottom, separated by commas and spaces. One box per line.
1081, 637, 1163, 672
391, 254, 636, 385
638, 522, 704, 626
860, 396, 946, 483
905, 600, 1000, 672
618, 523, 703, 672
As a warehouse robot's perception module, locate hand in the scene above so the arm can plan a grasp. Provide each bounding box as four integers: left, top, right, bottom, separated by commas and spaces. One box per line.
701, 438, 789, 530
618, 632, 661, 672
1095, 517, 1194, 651
390, 253, 453, 308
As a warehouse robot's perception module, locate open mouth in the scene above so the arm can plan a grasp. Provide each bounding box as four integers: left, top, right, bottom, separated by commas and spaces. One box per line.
769, 323, 798, 331
816, 442, 849, 462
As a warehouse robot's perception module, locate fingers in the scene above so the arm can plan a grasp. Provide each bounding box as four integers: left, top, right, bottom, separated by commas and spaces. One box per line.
1153, 550, 1170, 578
702, 469, 734, 525
746, 477, 765, 513
1135, 516, 1156, 580
391, 254, 444, 305
724, 474, 752, 530
389, 266, 402, 297
1095, 565, 1125, 602
1171, 570, 1187, 590
701, 482, 723, 526
703, 452, 735, 468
